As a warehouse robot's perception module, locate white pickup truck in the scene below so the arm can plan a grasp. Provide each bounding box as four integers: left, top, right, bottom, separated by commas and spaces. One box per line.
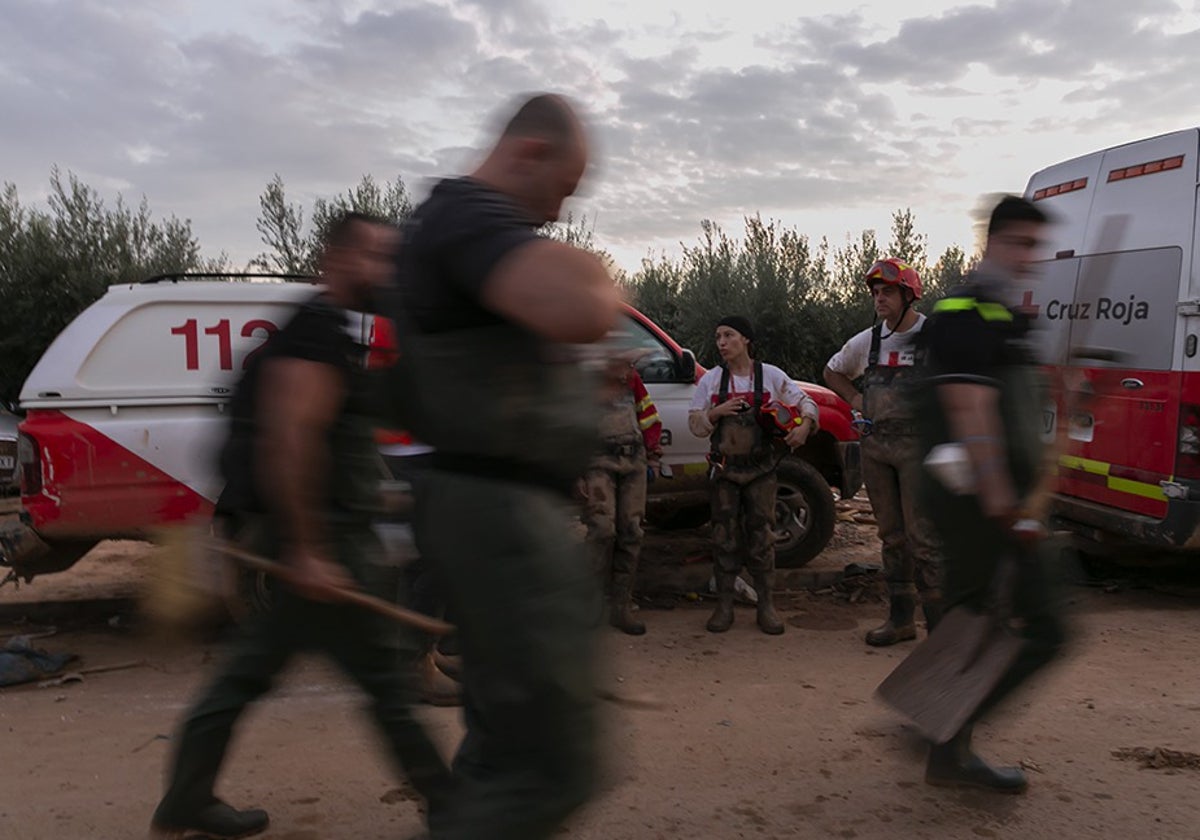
0, 275, 862, 584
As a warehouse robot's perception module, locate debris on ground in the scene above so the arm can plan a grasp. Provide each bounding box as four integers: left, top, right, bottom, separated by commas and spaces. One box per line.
36, 659, 147, 689
1112, 746, 1200, 771
0, 635, 77, 687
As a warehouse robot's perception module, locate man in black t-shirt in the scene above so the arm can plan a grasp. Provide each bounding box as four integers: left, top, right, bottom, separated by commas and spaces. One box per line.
391, 94, 619, 840
151, 214, 450, 839
916, 196, 1066, 794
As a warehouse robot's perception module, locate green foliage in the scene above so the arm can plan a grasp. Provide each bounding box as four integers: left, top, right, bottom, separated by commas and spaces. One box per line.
252, 174, 414, 274
0, 169, 218, 402
629, 208, 969, 384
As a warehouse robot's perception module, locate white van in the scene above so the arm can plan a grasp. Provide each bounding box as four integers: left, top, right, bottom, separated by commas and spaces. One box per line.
1023, 128, 1200, 553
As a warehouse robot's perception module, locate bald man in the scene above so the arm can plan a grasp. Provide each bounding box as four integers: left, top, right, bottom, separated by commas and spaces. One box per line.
387, 93, 619, 839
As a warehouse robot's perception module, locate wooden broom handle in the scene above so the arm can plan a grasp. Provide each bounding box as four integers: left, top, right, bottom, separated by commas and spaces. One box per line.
214, 542, 456, 637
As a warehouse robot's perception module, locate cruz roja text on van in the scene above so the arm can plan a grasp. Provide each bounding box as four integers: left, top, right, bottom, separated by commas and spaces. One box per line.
1042, 295, 1150, 325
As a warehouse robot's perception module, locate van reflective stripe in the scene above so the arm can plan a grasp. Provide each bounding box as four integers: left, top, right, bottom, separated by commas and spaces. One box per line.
1057, 455, 1167, 502
932, 298, 1014, 322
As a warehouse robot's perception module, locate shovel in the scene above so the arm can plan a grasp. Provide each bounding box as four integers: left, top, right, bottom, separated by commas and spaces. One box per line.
875, 606, 1024, 744
875, 557, 1025, 744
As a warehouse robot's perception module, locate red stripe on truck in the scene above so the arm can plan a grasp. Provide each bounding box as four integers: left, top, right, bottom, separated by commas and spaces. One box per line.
20, 409, 212, 540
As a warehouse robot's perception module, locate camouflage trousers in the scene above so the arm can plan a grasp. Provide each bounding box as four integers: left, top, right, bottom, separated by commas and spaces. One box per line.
581, 454, 647, 585
861, 432, 940, 600
711, 466, 777, 576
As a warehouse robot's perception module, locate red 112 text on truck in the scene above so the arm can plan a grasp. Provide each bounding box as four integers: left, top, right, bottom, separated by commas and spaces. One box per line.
0, 276, 863, 585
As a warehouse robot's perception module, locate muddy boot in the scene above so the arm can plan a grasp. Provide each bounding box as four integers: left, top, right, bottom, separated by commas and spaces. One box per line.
151, 799, 269, 839
922, 598, 944, 633
752, 573, 785, 635
865, 594, 917, 646
926, 725, 1028, 793
706, 573, 736, 633
609, 575, 646, 635
417, 651, 462, 707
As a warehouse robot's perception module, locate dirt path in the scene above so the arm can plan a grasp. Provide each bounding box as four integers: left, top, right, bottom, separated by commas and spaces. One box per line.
2, 525, 1199, 839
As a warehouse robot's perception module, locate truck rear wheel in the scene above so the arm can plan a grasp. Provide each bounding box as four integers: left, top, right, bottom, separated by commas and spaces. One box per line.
773, 458, 836, 568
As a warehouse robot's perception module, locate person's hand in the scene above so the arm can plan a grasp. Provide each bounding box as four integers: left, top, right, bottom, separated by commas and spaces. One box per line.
283, 547, 357, 603
850, 393, 863, 412
990, 509, 1046, 549
711, 397, 749, 421
784, 419, 813, 449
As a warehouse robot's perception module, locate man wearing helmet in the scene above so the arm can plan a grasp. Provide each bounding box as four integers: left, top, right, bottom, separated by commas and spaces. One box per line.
824, 259, 942, 646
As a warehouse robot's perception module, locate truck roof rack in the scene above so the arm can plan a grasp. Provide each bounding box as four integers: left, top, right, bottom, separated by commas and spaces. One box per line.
140, 272, 317, 285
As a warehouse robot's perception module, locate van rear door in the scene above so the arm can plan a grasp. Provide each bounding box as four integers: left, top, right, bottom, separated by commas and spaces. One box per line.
1027, 130, 1198, 520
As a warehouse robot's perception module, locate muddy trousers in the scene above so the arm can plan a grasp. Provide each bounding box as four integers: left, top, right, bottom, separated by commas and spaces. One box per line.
933, 491, 1068, 725
860, 433, 940, 601
156, 528, 451, 820
415, 470, 599, 840
581, 458, 647, 589
710, 468, 777, 581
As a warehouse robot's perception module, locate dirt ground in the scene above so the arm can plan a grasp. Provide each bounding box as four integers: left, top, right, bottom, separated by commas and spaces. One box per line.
2, 516, 1200, 840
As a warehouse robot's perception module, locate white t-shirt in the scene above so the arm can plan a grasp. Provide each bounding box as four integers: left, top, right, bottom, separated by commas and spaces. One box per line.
825, 314, 926, 379
688, 363, 819, 420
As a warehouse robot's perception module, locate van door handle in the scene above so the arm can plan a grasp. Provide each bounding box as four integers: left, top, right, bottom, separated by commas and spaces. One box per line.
1121, 378, 1144, 390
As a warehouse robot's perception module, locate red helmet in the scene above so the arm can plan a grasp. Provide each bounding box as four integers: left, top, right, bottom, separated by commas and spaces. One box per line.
864, 258, 922, 300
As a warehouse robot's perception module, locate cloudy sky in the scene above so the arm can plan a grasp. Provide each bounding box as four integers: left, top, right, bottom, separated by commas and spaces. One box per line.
4, 0, 1200, 272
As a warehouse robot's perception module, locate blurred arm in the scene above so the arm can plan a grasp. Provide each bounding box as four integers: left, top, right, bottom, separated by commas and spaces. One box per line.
481, 239, 620, 343
256, 357, 346, 551
936, 381, 1018, 520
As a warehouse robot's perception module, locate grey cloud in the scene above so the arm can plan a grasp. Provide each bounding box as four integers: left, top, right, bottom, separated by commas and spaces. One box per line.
789, 0, 1188, 88
6, 0, 1196, 273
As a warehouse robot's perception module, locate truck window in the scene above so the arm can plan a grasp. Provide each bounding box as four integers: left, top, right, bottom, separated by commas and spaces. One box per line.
619, 314, 680, 383
1070, 247, 1181, 371
1031, 246, 1181, 371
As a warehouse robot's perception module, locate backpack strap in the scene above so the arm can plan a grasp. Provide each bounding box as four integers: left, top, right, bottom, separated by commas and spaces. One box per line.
753, 361, 764, 408
868, 322, 883, 368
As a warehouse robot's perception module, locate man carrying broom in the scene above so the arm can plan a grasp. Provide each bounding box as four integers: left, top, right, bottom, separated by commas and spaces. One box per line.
150, 212, 450, 838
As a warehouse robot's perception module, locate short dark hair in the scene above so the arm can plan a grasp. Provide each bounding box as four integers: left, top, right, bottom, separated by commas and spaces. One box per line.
500, 93, 578, 148
324, 211, 385, 250
987, 196, 1048, 236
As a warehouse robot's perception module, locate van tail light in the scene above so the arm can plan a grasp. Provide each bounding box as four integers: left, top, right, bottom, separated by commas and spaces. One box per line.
1176, 404, 1200, 479
17, 432, 41, 496
366, 315, 399, 370
375, 430, 414, 446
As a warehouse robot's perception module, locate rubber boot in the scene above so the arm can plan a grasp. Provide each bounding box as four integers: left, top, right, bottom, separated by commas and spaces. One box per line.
417, 651, 462, 707
151, 799, 270, 839
609, 574, 646, 635
706, 572, 736, 633
922, 598, 945, 633
925, 724, 1028, 793
752, 573, 785, 635
865, 594, 917, 646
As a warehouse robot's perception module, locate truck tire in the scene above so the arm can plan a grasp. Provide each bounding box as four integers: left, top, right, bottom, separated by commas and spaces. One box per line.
773, 458, 836, 568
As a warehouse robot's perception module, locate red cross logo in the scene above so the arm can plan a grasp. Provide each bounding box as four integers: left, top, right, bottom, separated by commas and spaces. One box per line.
1019, 290, 1040, 318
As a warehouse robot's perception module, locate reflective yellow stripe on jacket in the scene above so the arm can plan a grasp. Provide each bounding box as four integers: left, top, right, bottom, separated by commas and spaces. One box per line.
933, 297, 1013, 322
